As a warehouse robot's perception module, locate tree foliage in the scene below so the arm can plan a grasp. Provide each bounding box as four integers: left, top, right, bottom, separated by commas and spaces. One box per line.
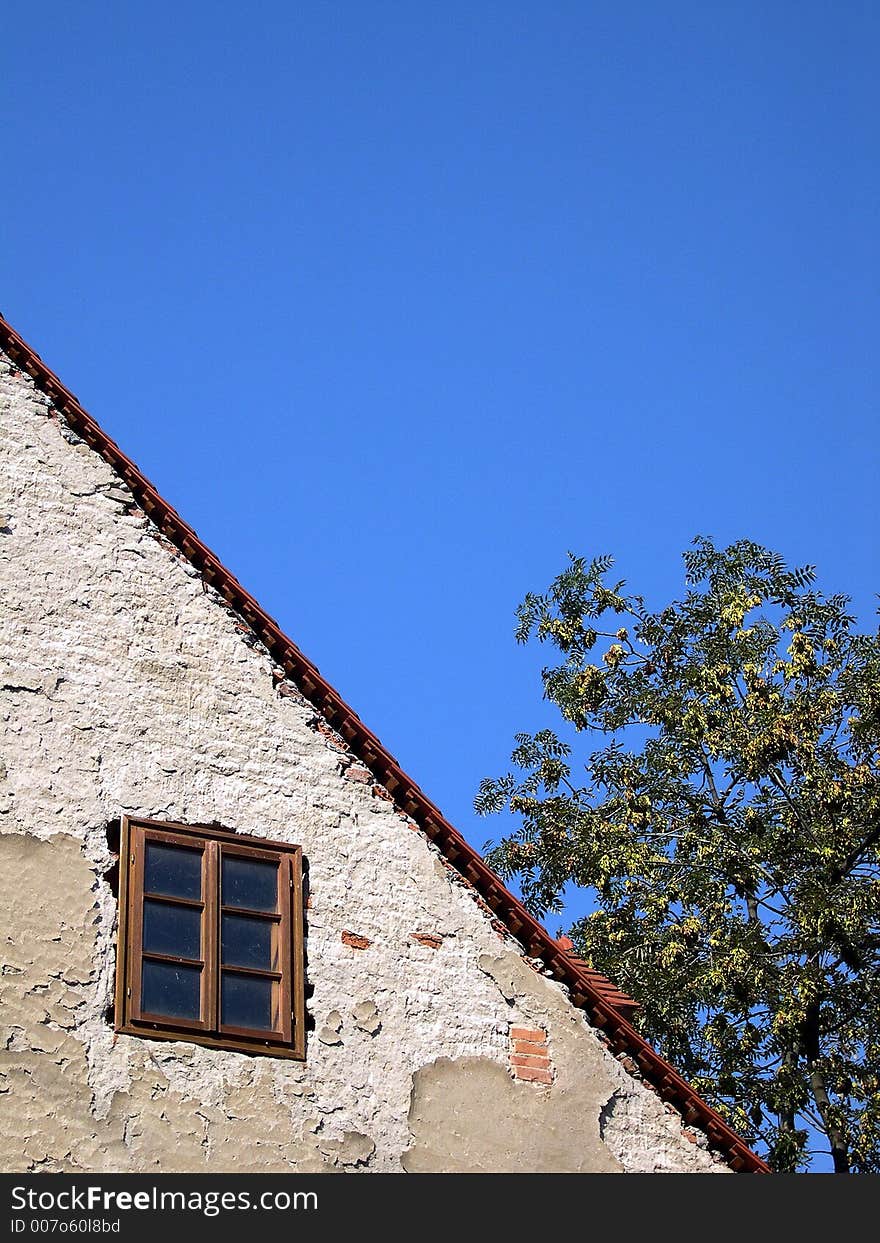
476, 538, 880, 1172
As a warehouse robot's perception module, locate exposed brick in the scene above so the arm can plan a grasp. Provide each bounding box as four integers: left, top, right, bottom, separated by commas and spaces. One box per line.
345, 765, 372, 784
510, 1026, 546, 1042
510, 1053, 551, 1069
512, 1038, 548, 1056
410, 933, 443, 950
372, 784, 393, 802
512, 1066, 553, 1085
311, 718, 347, 748
341, 930, 372, 950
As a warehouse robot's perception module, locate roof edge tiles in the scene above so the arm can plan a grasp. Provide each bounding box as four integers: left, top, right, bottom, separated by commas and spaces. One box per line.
0, 314, 770, 1173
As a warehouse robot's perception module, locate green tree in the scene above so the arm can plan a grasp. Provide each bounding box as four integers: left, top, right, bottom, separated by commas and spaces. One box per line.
476, 538, 880, 1172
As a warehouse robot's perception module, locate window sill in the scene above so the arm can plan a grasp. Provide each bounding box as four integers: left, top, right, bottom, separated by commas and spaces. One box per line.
115, 1020, 306, 1061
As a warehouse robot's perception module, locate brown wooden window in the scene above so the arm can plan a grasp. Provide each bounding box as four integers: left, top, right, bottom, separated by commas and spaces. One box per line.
115, 816, 305, 1059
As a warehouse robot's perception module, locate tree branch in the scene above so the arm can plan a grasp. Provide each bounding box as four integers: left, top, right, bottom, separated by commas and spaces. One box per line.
828, 816, 880, 885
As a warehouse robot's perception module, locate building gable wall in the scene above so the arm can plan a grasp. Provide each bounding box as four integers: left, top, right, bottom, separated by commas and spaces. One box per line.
0, 351, 722, 1172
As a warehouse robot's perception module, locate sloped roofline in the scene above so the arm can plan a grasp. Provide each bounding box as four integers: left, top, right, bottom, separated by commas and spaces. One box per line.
0, 314, 769, 1173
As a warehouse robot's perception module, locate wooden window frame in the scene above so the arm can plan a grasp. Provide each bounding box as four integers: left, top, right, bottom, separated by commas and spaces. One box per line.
115, 815, 306, 1059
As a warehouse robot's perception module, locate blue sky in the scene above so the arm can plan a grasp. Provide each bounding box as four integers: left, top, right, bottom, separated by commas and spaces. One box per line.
3, 2, 877, 928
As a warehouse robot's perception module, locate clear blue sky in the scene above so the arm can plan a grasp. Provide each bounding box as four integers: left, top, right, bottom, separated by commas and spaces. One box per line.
3, 4, 877, 912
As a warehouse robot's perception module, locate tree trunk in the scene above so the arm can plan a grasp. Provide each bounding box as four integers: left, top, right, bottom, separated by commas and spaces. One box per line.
802, 1003, 850, 1173
778, 1050, 795, 1139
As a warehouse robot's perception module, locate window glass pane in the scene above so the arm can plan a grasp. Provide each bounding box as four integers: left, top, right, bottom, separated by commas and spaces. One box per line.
221, 855, 278, 911
143, 899, 201, 960
145, 841, 202, 900
142, 960, 201, 1020
222, 913, 273, 970
221, 972, 273, 1030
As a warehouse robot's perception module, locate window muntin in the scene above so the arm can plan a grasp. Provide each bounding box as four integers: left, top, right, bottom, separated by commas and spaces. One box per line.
115, 817, 305, 1058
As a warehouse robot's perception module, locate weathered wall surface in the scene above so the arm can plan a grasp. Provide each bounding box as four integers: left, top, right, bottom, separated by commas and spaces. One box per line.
0, 351, 723, 1173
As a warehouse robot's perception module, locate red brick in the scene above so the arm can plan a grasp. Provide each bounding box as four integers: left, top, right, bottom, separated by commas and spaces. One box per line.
510, 1053, 551, 1069
510, 1026, 546, 1042
512, 1066, 553, 1085
341, 930, 372, 949
512, 1039, 548, 1056
410, 932, 443, 950
345, 766, 372, 784
313, 719, 347, 747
